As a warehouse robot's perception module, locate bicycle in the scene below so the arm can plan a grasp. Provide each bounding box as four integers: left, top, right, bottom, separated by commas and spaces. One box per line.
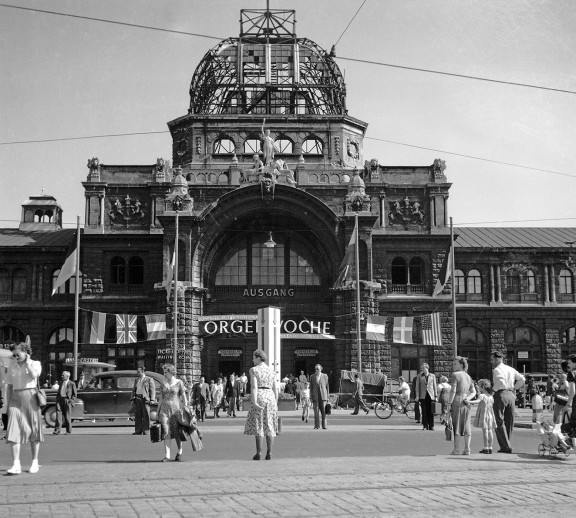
374, 395, 415, 420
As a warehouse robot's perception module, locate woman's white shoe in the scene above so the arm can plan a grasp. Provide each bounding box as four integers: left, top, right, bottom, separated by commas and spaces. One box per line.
28, 462, 40, 474
7, 465, 22, 475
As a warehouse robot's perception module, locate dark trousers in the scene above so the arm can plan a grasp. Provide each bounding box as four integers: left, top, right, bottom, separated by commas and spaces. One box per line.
413, 399, 421, 421
133, 396, 151, 433
494, 389, 515, 450
55, 396, 73, 433
420, 393, 434, 430
312, 399, 327, 429
227, 395, 237, 416
197, 396, 207, 421
353, 393, 369, 414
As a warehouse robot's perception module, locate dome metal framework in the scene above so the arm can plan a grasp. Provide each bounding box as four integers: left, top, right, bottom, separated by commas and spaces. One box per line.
188, 8, 347, 116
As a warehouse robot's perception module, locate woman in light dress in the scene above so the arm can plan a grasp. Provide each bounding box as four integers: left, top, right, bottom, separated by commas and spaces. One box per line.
212, 377, 224, 418
448, 356, 476, 455
5, 337, 44, 475
157, 364, 188, 462
244, 349, 278, 460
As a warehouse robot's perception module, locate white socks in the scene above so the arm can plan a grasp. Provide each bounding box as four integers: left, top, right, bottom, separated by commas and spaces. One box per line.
29, 460, 39, 473
7, 461, 21, 475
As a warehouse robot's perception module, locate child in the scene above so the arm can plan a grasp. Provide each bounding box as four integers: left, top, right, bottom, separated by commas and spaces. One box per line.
536, 419, 572, 453
301, 381, 310, 423
467, 378, 496, 454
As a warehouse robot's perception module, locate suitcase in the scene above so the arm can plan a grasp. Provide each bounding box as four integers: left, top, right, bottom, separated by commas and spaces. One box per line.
150, 422, 162, 443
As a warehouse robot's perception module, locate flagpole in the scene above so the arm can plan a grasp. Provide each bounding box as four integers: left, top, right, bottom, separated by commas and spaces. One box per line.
73, 215, 81, 381
173, 211, 179, 371
354, 213, 362, 373
450, 217, 457, 358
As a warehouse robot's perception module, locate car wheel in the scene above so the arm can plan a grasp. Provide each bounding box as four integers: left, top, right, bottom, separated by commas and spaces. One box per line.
43, 406, 57, 428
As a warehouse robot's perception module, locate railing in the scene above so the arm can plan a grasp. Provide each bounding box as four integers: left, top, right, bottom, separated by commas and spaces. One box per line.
390, 284, 426, 295
108, 284, 145, 294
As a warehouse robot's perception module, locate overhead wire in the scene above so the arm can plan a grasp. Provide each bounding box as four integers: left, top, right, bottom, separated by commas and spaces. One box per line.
334, 0, 367, 47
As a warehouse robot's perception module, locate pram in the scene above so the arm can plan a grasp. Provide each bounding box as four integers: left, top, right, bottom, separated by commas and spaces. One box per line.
535, 421, 572, 458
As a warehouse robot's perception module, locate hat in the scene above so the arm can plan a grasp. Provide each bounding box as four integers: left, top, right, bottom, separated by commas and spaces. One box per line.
491, 351, 504, 358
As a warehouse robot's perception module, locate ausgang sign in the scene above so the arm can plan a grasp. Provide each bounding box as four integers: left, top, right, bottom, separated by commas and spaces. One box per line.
198, 315, 335, 339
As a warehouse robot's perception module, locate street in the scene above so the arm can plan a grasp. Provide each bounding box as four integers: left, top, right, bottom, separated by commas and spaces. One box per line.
1, 409, 573, 517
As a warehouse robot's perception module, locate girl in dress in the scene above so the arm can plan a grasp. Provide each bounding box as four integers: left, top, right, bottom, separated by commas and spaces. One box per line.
212, 377, 224, 418
244, 349, 278, 460
467, 379, 496, 454
158, 364, 188, 462
301, 381, 310, 423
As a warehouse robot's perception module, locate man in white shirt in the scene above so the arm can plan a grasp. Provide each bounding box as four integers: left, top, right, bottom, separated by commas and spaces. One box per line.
54, 370, 77, 435
491, 351, 525, 453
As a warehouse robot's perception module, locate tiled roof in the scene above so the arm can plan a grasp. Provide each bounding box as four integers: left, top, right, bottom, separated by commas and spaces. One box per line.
0, 229, 76, 248
455, 227, 576, 249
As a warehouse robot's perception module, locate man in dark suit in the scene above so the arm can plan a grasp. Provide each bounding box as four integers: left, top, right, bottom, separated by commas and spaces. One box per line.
193, 376, 211, 422
131, 365, 156, 435
234, 376, 245, 412
415, 363, 438, 431
225, 374, 240, 417
54, 370, 77, 435
310, 364, 330, 430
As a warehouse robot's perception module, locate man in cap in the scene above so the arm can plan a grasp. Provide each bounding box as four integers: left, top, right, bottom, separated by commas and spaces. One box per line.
491, 351, 525, 453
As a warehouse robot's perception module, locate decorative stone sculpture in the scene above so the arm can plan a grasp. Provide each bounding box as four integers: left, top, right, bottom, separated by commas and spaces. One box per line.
87, 157, 100, 180
388, 196, 425, 227
433, 158, 446, 179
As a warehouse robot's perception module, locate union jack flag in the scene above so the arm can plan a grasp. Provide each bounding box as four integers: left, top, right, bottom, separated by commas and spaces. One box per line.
116, 314, 137, 344
421, 313, 442, 346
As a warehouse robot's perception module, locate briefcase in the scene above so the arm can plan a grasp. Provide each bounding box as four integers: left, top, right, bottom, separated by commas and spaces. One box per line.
434, 401, 443, 415
150, 422, 162, 443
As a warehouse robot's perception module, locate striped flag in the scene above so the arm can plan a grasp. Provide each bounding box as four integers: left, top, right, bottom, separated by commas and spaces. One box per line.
333, 218, 357, 288
422, 313, 443, 346
83, 311, 106, 344
145, 314, 166, 340
116, 314, 137, 344
393, 316, 414, 344
366, 315, 387, 342
433, 245, 452, 297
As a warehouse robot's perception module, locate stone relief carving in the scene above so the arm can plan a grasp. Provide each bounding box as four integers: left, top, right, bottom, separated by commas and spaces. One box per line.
433, 158, 446, 179
195, 136, 202, 154
334, 136, 341, 155
109, 195, 146, 227
388, 196, 425, 226
346, 138, 359, 160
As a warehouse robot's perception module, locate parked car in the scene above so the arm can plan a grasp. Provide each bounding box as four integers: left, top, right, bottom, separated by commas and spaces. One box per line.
42, 370, 166, 428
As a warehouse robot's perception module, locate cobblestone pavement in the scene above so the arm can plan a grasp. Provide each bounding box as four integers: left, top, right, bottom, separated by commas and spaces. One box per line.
1, 449, 573, 517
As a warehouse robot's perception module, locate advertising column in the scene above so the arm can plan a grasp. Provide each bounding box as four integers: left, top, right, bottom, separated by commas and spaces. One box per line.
257, 306, 281, 387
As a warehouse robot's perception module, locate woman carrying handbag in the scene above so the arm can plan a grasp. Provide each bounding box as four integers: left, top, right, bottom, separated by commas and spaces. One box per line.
157, 364, 188, 462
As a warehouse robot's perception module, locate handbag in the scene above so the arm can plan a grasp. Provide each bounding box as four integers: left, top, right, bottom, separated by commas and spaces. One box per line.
35, 379, 47, 407
190, 429, 203, 452
444, 414, 453, 441
554, 391, 569, 405
324, 402, 332, 415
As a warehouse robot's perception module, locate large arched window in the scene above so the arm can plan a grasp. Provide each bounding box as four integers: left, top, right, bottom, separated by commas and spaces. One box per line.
524, 269, 536, 293
111, 256, 126, 284
505, 325, 542, 372
458, 326, 488, 380
559, 268, 574, 294
104, 323, 146, 370
213, 138, 235, 154
214, 235, 320, 287
12, 269, 27, 297
408, 257, 424, 285
274, 138, 293, 154
52, 268, 76, 294
391, 257, 408, 285
302, 138, 323, 154
467, 269, 482, 294
506, 269, 520, 295
244, 138, 261, 155
128, 257, 144, 284
454, 269, 465, 294
47, 327, 74, 381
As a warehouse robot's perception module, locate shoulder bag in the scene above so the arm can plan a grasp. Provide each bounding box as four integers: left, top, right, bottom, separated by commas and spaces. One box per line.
35, 378, 47, 407
554, 391, 569, 406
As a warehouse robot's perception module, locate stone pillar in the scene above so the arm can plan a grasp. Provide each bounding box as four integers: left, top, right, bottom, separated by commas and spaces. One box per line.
443, 195, 448, 227
430, 196, 436, 227
379, 195, 386, 227
434, 311, 455, 378
99, 194, 105, 227
490, 265, 495, 303
549, 265, 557, 303
496, 266, 502, 303
543, 265, 550, 303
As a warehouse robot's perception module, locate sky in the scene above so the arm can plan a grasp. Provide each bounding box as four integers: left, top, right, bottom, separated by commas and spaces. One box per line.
2, 0, 576, 229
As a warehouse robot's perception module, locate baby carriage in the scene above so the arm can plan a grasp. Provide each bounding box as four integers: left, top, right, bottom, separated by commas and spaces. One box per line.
535, 421, 572, 459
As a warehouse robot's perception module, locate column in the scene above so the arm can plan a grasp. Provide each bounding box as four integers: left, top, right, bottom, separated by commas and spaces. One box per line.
99, 194, 105, 227
496, 265, 502, 303
379, 195, 386, 227
443, 196, 448, 227
543, 265, 550, 303
490, 265, 495, 303
150, 195, 156, 227
550, 264, 557, 303
430, 196, 436, 227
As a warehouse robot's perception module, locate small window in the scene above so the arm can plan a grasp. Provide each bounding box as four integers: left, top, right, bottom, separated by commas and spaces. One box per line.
274, 138, 293, 154
111, 257, 126, 284
506, 269, 520, 294
524, 269, 536, 293
244, 139, 261, 154
128, 256, 144, 285
391, 257, 408, 285
408, 257, 424, 285
52, 269, 76, 294
12, 269, 27, 296
213, 138, 235, 154
302, 138, 323, 154
467, 269, 482, 294
559, 268, 574, 294
454, 269, 465, 294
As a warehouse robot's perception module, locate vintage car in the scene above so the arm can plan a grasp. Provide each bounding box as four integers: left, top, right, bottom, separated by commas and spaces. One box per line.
42, 370, 166, 427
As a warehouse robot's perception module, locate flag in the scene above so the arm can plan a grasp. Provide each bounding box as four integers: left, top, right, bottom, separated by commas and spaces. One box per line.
333, 218, 357, 288
52, 240, 80, 295
421, 313, 442, 346
83, 311, 106, 344
393, 316, 414, 344
433, 245, 452, 297
366, 315, 387, 342
162, 251, 176, 301
116, 314, 137, 343
145, 314, 166, 340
